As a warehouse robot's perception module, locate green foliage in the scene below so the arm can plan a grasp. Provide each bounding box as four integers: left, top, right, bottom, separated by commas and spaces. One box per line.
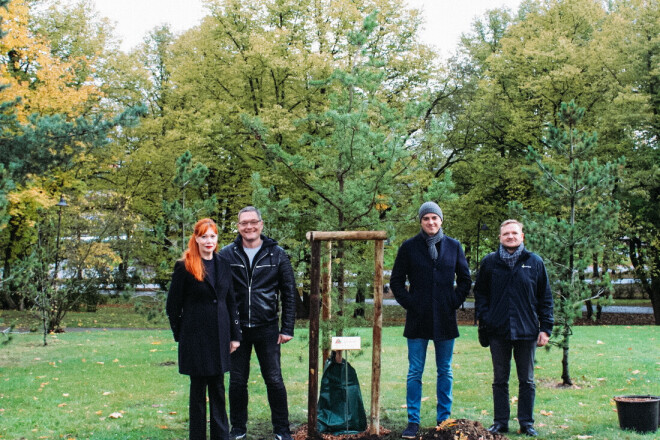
161, 150, 216, 251
132, 291, 167, 324
511, 101, 625, 385
155, 150, 216, 284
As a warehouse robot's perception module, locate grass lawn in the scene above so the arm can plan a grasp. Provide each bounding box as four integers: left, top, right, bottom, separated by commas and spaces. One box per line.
0, 324, 658, 440
0, 302, 170, 331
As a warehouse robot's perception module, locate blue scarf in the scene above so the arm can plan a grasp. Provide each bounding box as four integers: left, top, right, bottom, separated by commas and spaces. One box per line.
422, 228, 444, 260
499, 243, 524, 269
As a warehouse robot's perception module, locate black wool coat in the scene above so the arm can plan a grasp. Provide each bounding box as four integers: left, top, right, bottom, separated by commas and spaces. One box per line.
390, 233, 472, 341
166, 254, 242, 376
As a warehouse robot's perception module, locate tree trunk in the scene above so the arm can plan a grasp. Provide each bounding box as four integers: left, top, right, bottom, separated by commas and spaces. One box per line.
336, 240, 345, 331
628, 237, 660, 325
1, 224, 18, 309
561, 343, 572, 386
651, 273, 660, 325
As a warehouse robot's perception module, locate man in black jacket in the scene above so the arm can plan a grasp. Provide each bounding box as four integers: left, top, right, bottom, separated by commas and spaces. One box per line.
474, 219, 554, 437
219, 206, 297, 440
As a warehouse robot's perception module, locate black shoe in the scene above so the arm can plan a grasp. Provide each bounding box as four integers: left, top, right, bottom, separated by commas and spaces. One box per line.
401, 423, 419, 439
520, 426, 538, 437
487, 424, 509, 434
230, 429, 247, 440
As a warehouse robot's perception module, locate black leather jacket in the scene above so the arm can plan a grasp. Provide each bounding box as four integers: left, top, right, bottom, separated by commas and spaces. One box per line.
219, 234, 297, 336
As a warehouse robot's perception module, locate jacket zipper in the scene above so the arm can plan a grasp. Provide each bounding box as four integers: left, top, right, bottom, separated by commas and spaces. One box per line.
235, 245, 270, 328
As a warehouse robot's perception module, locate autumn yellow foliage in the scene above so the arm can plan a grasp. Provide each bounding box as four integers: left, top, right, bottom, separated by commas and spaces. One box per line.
0, 0, 101, 121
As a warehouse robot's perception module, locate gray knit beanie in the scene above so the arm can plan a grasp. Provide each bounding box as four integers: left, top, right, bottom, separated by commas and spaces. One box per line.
418, 201, 443, 221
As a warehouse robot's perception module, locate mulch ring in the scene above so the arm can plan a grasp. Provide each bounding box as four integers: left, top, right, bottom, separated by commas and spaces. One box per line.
420, 419, 509, 440
292, 424, 389, 440
293, 420, 509, 440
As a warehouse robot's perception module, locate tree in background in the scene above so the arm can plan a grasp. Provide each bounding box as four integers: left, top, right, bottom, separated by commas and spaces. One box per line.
602, 0, 660, 324
0, 0, 146, 327
511, 101, 624, 385
162, 150, 217, 252
245, 7, 447, 320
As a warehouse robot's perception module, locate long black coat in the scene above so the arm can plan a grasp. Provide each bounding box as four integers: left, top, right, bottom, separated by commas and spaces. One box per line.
390, 233, 472, 341
166, 254, 242, 376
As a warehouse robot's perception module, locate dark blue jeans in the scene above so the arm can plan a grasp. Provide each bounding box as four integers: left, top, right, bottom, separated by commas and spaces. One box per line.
406, 338, 455, 424
489, 337, 537, 428
189, 375, 228, 440
229, 323, 290, 435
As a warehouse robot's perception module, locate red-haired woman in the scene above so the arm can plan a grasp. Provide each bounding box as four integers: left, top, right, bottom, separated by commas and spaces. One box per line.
166, 218, 242, 440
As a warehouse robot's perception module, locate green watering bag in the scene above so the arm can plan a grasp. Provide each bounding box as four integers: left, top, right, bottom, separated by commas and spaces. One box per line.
317, 354, 367, 434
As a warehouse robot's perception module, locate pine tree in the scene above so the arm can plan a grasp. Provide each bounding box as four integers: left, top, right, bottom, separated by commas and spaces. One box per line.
511, 101, 624, 385
245, 10, 443, 323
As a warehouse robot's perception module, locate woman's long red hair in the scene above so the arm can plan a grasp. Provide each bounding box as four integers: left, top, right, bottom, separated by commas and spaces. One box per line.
182, 218, 218, 281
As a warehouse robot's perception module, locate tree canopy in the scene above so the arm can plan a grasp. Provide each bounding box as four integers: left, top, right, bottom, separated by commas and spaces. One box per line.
0, 0, 658, 325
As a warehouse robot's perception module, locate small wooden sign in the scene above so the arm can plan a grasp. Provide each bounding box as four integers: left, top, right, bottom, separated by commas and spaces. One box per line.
331, 336, 361, 350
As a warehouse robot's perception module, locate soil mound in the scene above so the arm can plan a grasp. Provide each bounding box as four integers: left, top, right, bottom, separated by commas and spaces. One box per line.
420, 419, 508, 440
293, 419, 508, 440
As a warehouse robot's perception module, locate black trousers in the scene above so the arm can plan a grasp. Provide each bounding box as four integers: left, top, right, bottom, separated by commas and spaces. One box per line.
189, 375, 229, 440
229, 323, 290, 435
489, 337, 537, 428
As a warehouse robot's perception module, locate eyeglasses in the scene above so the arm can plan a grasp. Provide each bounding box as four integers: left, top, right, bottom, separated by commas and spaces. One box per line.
238, 220, 262, 227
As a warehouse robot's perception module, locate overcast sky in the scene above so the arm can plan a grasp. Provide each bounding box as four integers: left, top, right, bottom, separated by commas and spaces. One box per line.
88, 0, 523, 56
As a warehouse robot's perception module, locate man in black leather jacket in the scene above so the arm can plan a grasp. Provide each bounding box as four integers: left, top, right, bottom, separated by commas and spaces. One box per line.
219, 206, 297, 440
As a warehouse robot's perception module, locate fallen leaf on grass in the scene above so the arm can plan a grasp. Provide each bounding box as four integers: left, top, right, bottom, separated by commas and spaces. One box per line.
596, 340, 604, 345
540, 410, 553, 416
62, 393, 69, 397
102, 391, 112, 396
631, 370, 640, 374
511, 396, 518, 404
577, 435, 593, 439
421, 397, 430, 402
108, 412, 123, 419
58, 403, 67, 407
157, 425, 168, 429
559, 425, 569, 429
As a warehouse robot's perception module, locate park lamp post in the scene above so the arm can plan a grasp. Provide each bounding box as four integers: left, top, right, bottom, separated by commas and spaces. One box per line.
54, 195, 68, 280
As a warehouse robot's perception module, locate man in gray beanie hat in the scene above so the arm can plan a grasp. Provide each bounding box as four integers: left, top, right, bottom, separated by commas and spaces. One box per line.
390, 202, 471, 438
418, 201, 443, 222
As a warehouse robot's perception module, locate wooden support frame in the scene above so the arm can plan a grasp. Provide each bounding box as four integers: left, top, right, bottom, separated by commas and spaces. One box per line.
306, 230, 387, 438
